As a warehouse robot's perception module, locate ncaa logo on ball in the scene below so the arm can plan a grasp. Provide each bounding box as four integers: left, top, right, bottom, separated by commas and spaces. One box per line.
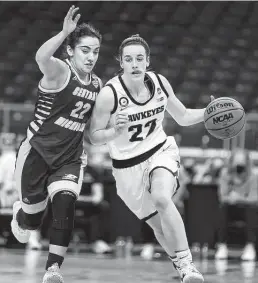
213, 112, 234, 125
119, 97, 129, 108
206, 102, 234, 115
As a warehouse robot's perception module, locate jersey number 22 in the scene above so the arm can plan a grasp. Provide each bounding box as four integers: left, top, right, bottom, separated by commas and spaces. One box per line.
70, 101, 91, 119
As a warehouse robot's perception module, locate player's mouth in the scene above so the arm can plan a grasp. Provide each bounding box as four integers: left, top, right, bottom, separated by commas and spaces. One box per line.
85, 63, 93, 68
131, 70, 142, 75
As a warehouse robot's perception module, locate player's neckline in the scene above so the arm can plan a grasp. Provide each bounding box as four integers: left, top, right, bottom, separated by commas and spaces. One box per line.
118, 73, 155, 106
65, 59, 91, 86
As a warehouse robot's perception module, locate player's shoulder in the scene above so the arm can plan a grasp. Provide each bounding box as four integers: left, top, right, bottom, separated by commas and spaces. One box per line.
105, 75, 120, 87
96, 78, 117, 104
146, 71, 168, 84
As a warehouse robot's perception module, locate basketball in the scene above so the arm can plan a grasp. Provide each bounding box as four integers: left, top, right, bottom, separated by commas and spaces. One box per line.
204, 97, 245, 140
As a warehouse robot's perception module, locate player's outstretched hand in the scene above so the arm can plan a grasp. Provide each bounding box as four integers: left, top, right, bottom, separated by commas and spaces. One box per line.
115, 112, 129, 135
62, 5, 81, 36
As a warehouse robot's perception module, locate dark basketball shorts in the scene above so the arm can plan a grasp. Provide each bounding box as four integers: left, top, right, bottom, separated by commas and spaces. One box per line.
14, 138, 85, 214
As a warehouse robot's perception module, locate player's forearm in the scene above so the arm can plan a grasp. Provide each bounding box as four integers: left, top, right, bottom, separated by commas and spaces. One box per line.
179, 108, 205, 126
35, 31, 68, 62
90, 128, 119, 145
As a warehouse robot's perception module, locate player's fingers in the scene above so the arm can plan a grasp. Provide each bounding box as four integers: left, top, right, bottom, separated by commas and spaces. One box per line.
71, 7, 80, 17
116, 113, 128, 119
116, 118, 128, 125
210, 95, 215, 102
116, 118, 128, 124
73, 14, 81, 24
66, 5, 74, 19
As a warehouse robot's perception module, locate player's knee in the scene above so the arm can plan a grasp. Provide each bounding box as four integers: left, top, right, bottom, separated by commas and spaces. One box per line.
151, 191, 170, 211
150, 177, 170, 208
21, 210, 45, 230
51, 190, 76, 230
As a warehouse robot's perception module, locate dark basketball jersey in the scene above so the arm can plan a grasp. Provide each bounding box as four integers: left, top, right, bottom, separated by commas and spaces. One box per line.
26, 59, 101, 169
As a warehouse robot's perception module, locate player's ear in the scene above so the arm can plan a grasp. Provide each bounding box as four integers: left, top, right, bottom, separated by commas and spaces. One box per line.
120, 59, 123, 69
146, 56, 150, 67
67, 45, 74, 57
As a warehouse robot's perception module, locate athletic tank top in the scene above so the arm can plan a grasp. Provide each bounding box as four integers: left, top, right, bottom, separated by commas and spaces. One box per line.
27, 59, 101, 168
106, 71, 169, 160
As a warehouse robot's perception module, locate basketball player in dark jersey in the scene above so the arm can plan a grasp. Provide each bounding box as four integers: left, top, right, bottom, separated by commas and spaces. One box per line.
11, 6, 102, 283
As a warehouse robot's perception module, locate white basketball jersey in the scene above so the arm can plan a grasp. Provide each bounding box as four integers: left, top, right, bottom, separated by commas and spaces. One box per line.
106, 71, 170, 160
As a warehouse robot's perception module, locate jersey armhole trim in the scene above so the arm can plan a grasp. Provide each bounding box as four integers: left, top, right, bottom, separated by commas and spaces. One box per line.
38, 67, 71, 94
97, 77, 103, 89
154, 72, 169, 98
106, 84, 118, 114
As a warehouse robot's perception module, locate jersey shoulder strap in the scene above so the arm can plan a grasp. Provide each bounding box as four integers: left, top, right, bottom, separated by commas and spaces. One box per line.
147, 71, 169, 98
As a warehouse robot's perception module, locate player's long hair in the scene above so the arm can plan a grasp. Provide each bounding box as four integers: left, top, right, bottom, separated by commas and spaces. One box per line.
115, 34, 152, 75
61, 23, 102, 59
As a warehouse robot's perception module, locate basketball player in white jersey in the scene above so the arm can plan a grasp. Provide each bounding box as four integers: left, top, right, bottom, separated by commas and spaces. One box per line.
11, 6, 102, 283
90, 34, 214, 283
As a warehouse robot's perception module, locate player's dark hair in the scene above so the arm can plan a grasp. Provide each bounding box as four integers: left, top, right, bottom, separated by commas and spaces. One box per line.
117, 34, 150, 61
62, 23, 102, 58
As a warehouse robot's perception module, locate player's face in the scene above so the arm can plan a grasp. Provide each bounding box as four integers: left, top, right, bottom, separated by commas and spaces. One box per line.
120, 44, 149, 80
69, 36, 100, 74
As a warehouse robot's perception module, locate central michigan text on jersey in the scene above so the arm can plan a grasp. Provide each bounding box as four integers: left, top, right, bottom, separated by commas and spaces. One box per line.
27, 59, 101, 168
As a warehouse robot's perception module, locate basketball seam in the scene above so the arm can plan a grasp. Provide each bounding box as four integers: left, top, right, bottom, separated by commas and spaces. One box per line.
204, 108, 244, 123
206, 111, 245, 131
222, 121, 246, 140
206, 97, 240, 107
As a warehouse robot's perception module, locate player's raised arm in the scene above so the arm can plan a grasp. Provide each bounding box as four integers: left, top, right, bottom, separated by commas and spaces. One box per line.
158, 74, 213, 126
89, 86, 128, 145
35, 5, 81, 80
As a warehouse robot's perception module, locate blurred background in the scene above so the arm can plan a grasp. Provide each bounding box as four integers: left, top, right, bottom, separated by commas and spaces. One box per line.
0, 0, 258, 266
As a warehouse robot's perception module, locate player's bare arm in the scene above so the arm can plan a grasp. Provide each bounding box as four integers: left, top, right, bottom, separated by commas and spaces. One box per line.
159, 74, 214, 126
89, 86, 128, 145
35, 6, 81, 88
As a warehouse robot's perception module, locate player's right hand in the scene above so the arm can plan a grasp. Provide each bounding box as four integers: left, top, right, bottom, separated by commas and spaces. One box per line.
114, 112, 129, 135
62, 6, 81, 36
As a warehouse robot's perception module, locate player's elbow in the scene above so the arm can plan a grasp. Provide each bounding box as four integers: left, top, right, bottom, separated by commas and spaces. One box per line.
35, 50, 45, 63
176, 117, 189, 126
89, 131, 101, 146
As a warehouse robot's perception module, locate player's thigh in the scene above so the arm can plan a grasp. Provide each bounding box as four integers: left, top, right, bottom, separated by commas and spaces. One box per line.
47, 161, 84, 199
15, 138, 49, 213
149, 153, 180, 200
113, 164, 157, 220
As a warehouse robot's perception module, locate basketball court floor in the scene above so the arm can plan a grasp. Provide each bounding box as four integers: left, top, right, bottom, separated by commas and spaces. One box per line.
0, 247, 257, 283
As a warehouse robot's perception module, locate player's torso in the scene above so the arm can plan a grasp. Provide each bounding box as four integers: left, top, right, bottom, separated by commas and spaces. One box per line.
107, 72, 168, 160
28, 60, 101, 167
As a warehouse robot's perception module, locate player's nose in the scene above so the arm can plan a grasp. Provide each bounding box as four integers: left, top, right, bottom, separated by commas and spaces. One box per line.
132, 59, 138, 68
87, 52, 94, 61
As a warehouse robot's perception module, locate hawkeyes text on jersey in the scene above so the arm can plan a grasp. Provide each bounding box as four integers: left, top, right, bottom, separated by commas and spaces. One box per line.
27, 59, 101, 168
106, 71, 169, 160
